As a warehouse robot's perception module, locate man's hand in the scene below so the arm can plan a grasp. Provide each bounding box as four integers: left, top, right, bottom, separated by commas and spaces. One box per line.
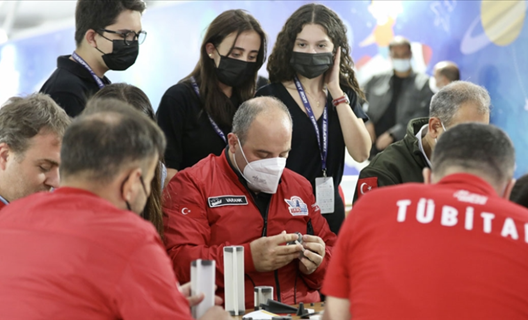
250, 231, 304, 272
199, 306, 233, 320
375, 132, 394, 151
299, 235, 326, 275
178, 282, 223, 307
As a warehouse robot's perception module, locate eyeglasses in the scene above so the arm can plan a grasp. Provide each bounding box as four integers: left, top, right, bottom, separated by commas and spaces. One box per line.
98, 29, 147, 45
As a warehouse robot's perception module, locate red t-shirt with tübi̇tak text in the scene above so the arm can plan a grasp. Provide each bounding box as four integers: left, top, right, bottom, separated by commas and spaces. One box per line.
323, 173, 528, 320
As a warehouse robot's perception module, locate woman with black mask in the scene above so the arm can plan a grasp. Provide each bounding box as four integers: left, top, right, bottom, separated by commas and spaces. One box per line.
157, 10, 266, 184
256, 4, 371, 234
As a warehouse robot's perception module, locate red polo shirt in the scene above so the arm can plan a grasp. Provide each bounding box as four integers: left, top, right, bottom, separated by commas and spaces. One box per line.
323, 173, 528, 319
0, 187, 193, 319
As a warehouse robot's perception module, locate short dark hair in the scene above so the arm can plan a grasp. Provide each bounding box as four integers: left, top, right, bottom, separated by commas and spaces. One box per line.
432, 123, 515, 187
510, 174, 528, 209
89, 85, 164, 238
436, 61, 460, 82
0, 93, 71, 155
75, 0, 146, 47
60, 98, 166, 184
92, 83, 155, 120
388, 36, 411, 52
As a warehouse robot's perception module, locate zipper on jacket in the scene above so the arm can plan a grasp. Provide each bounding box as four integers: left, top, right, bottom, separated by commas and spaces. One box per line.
307, 219, 314, 235
274, 269, 282, 302
254, 196, 281, 301
260, 202, 282, 302
261, 202, 270, 237
293, 271, 298, 304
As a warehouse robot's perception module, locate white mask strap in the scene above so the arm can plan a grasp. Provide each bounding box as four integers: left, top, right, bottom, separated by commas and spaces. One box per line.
435, 121, 447, 144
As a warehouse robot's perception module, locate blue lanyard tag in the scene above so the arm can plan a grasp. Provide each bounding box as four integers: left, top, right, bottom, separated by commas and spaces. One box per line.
71, 52, 105, 89
190, 77, 227, 144
293, 76, 328, 172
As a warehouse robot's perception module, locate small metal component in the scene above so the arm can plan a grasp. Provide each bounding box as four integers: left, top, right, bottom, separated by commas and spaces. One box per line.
287, 232, 303, 245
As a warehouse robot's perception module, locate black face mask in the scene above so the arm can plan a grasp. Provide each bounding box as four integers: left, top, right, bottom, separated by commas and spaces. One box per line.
290, 52, 333, 79
97, 39, 139, 71
215, 52, 256, 88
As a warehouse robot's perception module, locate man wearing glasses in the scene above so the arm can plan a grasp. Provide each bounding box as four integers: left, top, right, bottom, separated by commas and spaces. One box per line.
41, 0, 148, 117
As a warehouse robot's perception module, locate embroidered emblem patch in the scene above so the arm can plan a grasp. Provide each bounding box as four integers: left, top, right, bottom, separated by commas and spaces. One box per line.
284, 196, 309, 216
356, 177, 378, 200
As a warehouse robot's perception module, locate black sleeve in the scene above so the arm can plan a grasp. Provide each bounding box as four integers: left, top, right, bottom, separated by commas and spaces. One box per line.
346, 88, 369, 123
156, 83, 195, 170
254, 84, 275, 98
47, 92, 85, 118
388, 78, 433, 141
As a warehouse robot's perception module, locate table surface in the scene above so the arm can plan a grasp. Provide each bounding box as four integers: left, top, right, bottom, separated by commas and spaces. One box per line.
233, 302, 324, 320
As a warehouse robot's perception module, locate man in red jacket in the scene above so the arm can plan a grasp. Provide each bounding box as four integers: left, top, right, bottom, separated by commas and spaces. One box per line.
323, 123, 528, 320
0, 99, 229, 320
164, 96, 337, 309
0, 94, 70, 210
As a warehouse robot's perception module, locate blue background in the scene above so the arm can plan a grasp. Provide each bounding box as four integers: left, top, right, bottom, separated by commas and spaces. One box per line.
1, 0, 526, 178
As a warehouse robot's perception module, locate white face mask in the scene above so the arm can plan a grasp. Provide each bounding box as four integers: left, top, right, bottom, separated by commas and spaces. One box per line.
392, 58, 411, 72
234, 138, 286, 194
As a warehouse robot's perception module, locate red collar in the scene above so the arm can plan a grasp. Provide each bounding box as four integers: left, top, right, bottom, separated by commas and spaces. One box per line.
53, 187, 102, 199
437, 173, 499, 197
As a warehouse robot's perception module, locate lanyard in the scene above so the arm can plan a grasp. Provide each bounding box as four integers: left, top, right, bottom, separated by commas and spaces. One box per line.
71, 52, 105, 89
293, 75, 329, 174
190, 77, 227, 143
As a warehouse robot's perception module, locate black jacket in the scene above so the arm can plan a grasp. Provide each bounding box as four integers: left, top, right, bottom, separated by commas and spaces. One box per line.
40, 55, 110, 117
364, 71, 433, 140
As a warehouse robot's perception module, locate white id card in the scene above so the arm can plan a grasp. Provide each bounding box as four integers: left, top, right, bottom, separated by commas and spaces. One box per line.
315, 176, 334, 214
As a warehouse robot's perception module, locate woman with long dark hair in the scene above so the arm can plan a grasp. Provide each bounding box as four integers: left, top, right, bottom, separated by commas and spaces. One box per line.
256, 4, 371, 234
157, 10, 266, 183
92, 83, 165, 240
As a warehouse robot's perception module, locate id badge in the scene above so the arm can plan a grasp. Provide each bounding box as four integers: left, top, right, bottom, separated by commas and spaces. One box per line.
315, 176, 334, 214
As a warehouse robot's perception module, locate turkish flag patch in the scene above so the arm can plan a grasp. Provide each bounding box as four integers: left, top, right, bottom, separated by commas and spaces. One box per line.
356, 177, 378, 200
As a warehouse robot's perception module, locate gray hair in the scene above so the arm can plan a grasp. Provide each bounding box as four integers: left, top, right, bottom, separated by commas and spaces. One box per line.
60, 98, 166, 184
232, 96, 292, 143
0, 93, 71, 155
429, 81, 490, 127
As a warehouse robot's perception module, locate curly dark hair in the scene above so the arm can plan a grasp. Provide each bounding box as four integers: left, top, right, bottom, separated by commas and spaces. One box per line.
267, 3, 365, 100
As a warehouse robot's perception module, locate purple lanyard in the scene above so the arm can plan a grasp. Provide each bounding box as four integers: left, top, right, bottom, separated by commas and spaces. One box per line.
293, 75, 328, 173
71, 52, 105, 89
190, 77, 227, 144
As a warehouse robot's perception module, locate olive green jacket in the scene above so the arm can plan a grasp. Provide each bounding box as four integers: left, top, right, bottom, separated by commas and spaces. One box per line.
353, 117, 430, 203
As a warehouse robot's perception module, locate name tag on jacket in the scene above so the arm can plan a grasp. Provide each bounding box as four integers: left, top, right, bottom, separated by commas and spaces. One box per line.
208, 195, 248, 208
